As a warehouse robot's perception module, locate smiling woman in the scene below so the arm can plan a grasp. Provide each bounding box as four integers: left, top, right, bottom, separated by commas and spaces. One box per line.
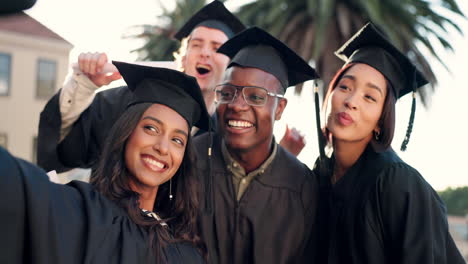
0, 62, 210, 264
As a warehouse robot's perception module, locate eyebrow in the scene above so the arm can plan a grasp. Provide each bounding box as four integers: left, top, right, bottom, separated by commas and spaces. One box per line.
341, 75, 384, 96
190, 37, 223, 47
142, 116, 189, 138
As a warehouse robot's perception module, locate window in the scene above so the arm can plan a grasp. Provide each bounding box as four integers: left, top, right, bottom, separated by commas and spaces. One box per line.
0, 133, 7, 149
0, 53, 11, 96
36, 59, 57, 99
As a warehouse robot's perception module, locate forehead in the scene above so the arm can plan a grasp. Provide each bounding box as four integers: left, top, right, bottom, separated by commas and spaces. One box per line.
224, 66, 281, 91
141, 104, 189, 133
342, 64, 387, 88
189, 26, 229, 44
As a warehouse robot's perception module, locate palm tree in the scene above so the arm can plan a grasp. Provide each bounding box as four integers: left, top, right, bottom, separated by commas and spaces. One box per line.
236, 0, 465, 105
129, 0, 208, 61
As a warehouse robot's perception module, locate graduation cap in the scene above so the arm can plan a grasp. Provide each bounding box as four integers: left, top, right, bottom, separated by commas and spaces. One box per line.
174, 0, 245, 41
112, 61, 211, 131
335, 22, 428, 98
335, 22, 429, 151
217, 26, 319, 89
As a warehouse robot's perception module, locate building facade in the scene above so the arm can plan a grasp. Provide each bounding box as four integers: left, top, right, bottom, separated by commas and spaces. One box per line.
0, 12, 72, 162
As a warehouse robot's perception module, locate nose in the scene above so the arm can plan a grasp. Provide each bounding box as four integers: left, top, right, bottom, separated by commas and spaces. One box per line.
227, 89, 249, 111
153, 137, 169, 156
200, 44, 211, 58
344, 93, 358, 110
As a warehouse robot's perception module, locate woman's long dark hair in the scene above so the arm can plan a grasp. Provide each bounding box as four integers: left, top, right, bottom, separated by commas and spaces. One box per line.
90, 103, 205, 262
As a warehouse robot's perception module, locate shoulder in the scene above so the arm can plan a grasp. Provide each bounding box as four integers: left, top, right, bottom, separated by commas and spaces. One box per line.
259, 144, 316, 191
192, 132, 211, 151
372, 149, 426, 187
369, 149, 440, 205
275, 145, 312, 173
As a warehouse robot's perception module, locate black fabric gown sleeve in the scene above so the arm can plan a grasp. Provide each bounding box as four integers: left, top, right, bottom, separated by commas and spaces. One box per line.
37, 90, 71, 172
373, 163, 465, 264
37, 86, 133, 172
0, 147, 205, 264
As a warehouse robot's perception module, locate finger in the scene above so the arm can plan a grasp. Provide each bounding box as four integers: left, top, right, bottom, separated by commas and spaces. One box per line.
78, 52, 88, 73
283, 124, 291, 137
95, 52, 108, 74
88, 52, 101, 75
79, 52, 93, 74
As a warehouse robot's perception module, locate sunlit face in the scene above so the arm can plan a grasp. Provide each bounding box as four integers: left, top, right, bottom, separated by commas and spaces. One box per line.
217, 66, 287, 152
182, 26, 230, 94
326, 63, 387, 144
125, 104, 189, 194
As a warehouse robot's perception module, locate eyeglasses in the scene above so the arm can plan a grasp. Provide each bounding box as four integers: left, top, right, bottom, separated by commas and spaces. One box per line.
214, 83, 284, 106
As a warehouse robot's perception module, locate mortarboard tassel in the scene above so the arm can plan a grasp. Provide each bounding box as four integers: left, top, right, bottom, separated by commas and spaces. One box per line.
314, 82, 325, 159
400, 92, 416, 151
400, 70, 418, 151
205, 119, 214, 214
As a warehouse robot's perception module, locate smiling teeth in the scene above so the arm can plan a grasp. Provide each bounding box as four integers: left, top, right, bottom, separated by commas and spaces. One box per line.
228, 120, 253, 128
143, 157, 165, 169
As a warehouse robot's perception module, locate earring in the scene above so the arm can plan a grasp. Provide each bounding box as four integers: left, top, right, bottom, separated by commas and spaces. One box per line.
374, 131, 380, 141
169, 179, 173, 201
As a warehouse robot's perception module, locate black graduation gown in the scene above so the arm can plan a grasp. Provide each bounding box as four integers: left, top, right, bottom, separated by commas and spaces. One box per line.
37, 87, 217, 173
193, 133, 318, 264
313, 147, 465, 264
0, 147, 205, 264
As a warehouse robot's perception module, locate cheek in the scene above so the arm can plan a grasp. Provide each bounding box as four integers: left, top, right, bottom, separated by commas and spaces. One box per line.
173, 148, 185, 167
362, 106, 383, 127
330, 91, 343, 111
214, 54, 229, 71
217, 105, 227, 117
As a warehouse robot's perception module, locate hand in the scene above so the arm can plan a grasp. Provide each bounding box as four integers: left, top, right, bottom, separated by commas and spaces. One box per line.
279, 125, 306, 157
77, 52, 121, 87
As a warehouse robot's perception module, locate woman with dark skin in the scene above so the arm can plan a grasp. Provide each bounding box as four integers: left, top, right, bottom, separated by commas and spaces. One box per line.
0, 62, 209, 264
314, 23, 464, 264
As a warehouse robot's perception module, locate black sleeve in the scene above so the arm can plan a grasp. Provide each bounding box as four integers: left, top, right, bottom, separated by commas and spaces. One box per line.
379, 163, 465, 264
37, 86, 133, 171
37, 90, 71, 172
0, 147, 87, 263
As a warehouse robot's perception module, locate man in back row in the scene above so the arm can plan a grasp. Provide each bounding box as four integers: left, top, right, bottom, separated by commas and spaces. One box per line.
37, 0, 305, 173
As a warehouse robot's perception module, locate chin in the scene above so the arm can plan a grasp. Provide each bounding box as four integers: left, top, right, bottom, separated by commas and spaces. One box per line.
225, 138, 251, 152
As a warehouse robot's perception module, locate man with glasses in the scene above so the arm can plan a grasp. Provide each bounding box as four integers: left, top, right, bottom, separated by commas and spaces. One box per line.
194, 26, 319, 264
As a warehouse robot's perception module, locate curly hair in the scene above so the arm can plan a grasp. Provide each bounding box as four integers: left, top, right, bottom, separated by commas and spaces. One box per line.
90, 103, 205, 263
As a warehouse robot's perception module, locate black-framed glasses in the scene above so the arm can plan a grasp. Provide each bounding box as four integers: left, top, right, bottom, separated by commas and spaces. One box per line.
214, 83, 284, 106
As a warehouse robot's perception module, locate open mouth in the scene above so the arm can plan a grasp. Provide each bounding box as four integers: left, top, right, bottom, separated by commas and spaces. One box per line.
196, 64, 211, 75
